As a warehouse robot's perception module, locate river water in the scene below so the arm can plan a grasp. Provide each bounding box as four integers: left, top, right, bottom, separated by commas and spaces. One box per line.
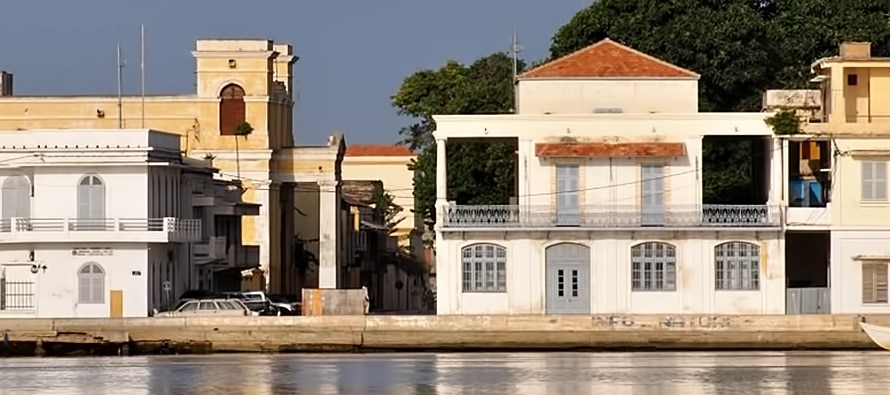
1, 351, 889, 394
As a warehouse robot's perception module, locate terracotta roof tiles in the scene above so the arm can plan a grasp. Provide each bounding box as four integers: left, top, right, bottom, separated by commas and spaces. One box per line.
519, 38, 699, 79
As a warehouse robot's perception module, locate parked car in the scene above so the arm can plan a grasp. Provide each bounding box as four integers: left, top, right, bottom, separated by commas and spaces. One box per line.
221, 291, 300, 316
152, 298, 257, 317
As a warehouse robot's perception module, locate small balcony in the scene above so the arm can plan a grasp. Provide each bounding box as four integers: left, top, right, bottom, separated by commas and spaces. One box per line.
441, 204, 780, 229
0, 217, 202, 243
194, 236, 227, 264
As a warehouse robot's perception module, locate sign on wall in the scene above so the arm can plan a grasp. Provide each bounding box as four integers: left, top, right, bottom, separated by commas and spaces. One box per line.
72, 248, 113, 257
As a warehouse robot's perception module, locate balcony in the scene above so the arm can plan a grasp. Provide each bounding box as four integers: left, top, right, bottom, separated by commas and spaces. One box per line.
194, 236, 227, 264
442, 204, 780, 229
0, 217, 202, 243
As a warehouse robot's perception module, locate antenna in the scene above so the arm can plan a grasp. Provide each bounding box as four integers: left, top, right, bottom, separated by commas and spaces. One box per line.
141, 23, 145, 128
510, 30, 523, 112
117, 38, 126, 129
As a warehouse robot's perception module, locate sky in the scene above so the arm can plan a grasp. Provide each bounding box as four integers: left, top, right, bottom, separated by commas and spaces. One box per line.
0, 0, 591, 145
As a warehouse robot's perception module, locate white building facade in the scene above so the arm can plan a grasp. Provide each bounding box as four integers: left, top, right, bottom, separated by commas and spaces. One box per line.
0, 128, 257, 318
433, 39, 785, 315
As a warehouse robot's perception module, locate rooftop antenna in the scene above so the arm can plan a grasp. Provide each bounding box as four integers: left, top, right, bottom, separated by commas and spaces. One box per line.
510, 29, 523, 112
140, 23, 145, 128
117, 35, 126, 129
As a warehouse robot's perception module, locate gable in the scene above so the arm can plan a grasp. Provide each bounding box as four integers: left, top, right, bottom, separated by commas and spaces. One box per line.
519, 38, 699, 79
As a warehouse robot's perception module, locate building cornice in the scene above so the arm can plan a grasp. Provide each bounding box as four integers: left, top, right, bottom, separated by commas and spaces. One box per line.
191, 50, 278, 59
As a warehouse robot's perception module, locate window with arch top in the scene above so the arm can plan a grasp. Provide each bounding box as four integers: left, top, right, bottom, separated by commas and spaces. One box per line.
631, 242, 677, 291
461, 243, 507, 292
1, 175, 31, 219
77, 174, 105, 220
219, 84, 246, 135
715, 242, 761, 290
78, 262, 105, 304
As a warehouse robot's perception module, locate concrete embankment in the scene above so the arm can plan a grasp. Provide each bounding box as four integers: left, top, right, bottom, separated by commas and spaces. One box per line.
1, 314, 887, 356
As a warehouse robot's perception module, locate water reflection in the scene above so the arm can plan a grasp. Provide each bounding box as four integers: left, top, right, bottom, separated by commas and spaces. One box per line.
2, 351, 890, 394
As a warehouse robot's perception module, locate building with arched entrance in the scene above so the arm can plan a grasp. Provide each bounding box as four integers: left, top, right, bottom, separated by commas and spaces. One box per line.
433, 39, 785, 315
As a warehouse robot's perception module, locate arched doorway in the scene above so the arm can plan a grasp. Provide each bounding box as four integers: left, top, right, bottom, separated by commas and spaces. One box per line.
545, 243, 591, 314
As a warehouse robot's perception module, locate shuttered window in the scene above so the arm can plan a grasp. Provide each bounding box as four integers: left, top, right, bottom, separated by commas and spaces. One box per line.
862, 263, 888, 304
861, 161, 888, 201
77, 175, 105, 219
78, 263, 105, 304
1, 175, 30, 219
219, 84, 246, 136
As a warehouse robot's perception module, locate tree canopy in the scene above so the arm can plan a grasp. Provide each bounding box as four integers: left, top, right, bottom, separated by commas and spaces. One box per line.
392, 53, 522, 231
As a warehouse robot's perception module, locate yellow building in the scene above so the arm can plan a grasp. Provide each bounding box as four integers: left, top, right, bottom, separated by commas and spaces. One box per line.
0, 38, 345, 297
766, 42, 890, 314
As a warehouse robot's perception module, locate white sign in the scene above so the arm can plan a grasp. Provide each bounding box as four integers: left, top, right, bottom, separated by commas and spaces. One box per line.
72, 247, 113, 257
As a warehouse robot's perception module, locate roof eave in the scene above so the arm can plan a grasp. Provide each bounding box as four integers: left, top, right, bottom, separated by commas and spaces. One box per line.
517, 76, 700, 81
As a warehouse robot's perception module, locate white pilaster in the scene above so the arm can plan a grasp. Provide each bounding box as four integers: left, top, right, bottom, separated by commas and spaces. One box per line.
434, 138, 448, 230
318, 179, 340, 289
518, 139, 531, 206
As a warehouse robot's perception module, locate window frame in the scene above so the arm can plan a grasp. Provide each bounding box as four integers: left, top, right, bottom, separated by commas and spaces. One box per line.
461, 243, 507, 293
860, 160, 888, 202
714, 241, 761, 291
631, 242, 677, 292
77, 262, 105, 304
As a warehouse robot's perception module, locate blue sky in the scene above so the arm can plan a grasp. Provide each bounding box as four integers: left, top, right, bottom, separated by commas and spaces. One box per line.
0, 0, 590, 144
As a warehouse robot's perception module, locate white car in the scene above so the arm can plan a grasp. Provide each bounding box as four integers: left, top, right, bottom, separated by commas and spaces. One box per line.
153, 298, 258, 317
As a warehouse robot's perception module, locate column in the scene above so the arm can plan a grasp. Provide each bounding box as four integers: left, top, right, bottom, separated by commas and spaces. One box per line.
829, 66, 846, 124
517, 139, 531, 206
318, 179, 340, 289
434, 138, 448, 227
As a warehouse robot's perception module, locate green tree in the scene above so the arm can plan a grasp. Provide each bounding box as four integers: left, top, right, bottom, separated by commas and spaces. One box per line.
393, 53, 523, 232
550, 0, 890, 202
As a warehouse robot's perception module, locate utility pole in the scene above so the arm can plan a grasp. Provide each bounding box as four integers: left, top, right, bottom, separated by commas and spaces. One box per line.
510, 30, 523, 113
141, 23, 146, 128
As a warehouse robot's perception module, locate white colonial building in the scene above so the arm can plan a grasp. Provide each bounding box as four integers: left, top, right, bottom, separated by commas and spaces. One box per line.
433, 39, 785, 315
0, 128, 258, 318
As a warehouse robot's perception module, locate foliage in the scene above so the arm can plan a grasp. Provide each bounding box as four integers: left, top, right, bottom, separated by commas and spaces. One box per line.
550, 0, 890, 202
371, 188, 405, 233
765, 110, 802, 135
235, 122, 254, 136
393, 53, 523, 231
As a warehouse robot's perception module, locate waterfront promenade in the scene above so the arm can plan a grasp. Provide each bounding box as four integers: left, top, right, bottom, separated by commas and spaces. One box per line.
1, 314, 886, 356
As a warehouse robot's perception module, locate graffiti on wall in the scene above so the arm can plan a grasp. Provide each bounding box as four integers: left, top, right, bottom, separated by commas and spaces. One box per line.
591, 315, 734, 329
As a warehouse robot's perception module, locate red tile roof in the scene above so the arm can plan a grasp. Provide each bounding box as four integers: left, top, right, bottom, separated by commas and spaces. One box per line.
535, 142, 686, 158
345, 144, 415, 157
519, 38, 699, 79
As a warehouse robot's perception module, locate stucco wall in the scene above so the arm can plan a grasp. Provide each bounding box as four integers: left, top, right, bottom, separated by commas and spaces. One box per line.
0, 243, 149, 318
437, 231, 784, 315
516, 79, 699, 115
832, 138, 890, 227
831, 231, 890, 313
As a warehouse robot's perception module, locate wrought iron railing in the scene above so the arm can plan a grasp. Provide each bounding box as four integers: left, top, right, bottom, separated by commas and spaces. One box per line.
0, 279, 34, 311
442, 204, 780, 228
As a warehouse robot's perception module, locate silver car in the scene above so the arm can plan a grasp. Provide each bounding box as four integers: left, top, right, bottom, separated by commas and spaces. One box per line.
153, 298, 257, 317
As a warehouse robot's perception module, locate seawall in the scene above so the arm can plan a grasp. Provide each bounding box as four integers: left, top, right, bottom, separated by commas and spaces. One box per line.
1, 314, 886, 356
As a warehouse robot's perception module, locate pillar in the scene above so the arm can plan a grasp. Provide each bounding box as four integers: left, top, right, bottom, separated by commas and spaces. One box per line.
434, 138, 448, 225
318, 179, 340, 289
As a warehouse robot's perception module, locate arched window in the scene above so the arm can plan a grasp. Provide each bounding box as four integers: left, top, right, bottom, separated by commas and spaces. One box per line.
219, 84, 246, 135
78, 263, 105, 304
461, 243, 506, 292
77, 174, 105, 220
1, 175, 30, 219
631, 242, 677, 291
715, 242, 761, 290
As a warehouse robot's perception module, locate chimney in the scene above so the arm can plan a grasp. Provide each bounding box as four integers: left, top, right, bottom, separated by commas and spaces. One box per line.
0, 71, 12, 96
840, 42, 871, 59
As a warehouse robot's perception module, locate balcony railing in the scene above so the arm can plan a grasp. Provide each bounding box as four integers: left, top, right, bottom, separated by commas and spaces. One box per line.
0, 217, 202, 242
442, 204, 780, 229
